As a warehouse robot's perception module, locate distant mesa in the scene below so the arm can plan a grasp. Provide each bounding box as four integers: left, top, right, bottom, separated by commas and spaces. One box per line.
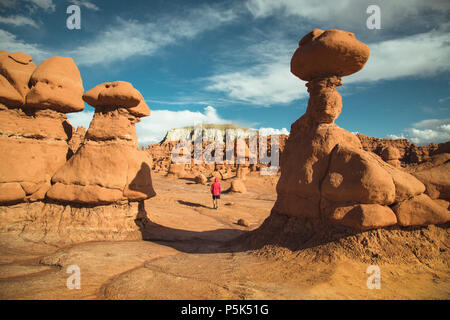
163, 123, 267, 143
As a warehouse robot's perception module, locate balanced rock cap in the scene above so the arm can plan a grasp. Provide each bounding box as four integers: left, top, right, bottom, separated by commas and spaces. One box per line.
0, 51, 36, 100
25, 56, 85, 113
83, 81, 150, 117
291, 29, 370, 81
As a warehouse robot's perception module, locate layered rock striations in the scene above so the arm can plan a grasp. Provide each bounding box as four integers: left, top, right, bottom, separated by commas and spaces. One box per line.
0, 53, 83, 204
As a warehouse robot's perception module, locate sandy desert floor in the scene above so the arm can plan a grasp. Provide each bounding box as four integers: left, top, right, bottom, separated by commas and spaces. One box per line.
0, 174, 448, 300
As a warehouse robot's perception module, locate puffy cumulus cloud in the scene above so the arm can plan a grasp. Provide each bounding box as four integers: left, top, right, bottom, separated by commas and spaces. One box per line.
0, 15, 38, 28
388, 118, 450, 145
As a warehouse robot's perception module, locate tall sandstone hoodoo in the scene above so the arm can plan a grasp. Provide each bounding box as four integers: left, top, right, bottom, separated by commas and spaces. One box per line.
273, 29, 448, 230
47, 81, 155, 205
0, 53, 83, 204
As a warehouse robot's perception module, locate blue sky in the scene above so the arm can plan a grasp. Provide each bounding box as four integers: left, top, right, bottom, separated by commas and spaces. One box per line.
1, 0, 449, 145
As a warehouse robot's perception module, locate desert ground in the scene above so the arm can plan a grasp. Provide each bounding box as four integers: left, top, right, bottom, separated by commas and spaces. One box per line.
1, 172, 448, 300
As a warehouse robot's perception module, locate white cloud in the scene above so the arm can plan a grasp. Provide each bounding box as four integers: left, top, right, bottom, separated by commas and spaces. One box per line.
245, 0, 450, 32
0, 29, 48, 62
206, 61, 307, 105
67, 6, 237, 66
388, 118, 450, 145
27, 0, 55, 12
0, 15, 38, 28
69, 0, 99, 11
206, 29, 450, 106
347, 31, 450, 83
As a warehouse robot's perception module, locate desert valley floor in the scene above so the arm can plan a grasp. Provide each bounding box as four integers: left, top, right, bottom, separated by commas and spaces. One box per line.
0, 173, 448, 300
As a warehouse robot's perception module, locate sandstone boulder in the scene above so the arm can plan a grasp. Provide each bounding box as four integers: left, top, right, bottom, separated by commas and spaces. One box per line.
0, 74, 23, 107
25, 57, 84, 113
291, 29, 370, 81
322, 145, 396, 205
393, 194, 450, 226
230, 179, 246, 194
381, 146, 401, 167
0, 51, 36, 100
82, 81, 150, 117
167, 163, 186, 178
194, 174, 207, 185
237, 218, 249, 227
412, 162, 450, 201
326, 203, 397, 230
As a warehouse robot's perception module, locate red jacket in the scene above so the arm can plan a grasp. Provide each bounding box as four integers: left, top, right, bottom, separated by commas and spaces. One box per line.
210, 178, 221, 196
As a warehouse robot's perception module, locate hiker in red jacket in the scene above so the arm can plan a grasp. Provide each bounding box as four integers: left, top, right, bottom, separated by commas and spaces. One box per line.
210, 177, 222, 209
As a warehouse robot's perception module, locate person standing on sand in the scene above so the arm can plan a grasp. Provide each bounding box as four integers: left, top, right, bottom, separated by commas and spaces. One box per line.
210, 177, 222, 209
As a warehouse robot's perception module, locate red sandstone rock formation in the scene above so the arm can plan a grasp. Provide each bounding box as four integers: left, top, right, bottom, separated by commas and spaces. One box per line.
67, 125, 86, 156
0, 51, 36, 104
230, 179, 247, 194
0, 53, 82, 204
273, 29, 449, 230
357, 133, 448, 165
46, 81, 155, 205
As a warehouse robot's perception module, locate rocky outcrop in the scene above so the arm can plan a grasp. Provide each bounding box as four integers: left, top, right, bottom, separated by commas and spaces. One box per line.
272, 29, 449, 230
357, 133, 448, 165
0, 51, 36, 104
0, 53, 82, 204
25, 57, 85, 113
67, 125, 86, 156
194, 174, 207, 184
46, 81, 155, 205
230, 179, 247, 194
148, 126, 288, 178
412, 162, 450, 201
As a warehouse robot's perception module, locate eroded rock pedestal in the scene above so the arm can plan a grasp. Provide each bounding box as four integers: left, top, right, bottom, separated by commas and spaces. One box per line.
47, 81, 155, 205
0, 53, 83, 204
0, 55, 156, 244
273, 29, 449, 230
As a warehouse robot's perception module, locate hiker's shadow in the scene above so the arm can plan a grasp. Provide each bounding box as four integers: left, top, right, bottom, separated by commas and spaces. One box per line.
177, 200, 210, 209
135, 201, 247, 254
